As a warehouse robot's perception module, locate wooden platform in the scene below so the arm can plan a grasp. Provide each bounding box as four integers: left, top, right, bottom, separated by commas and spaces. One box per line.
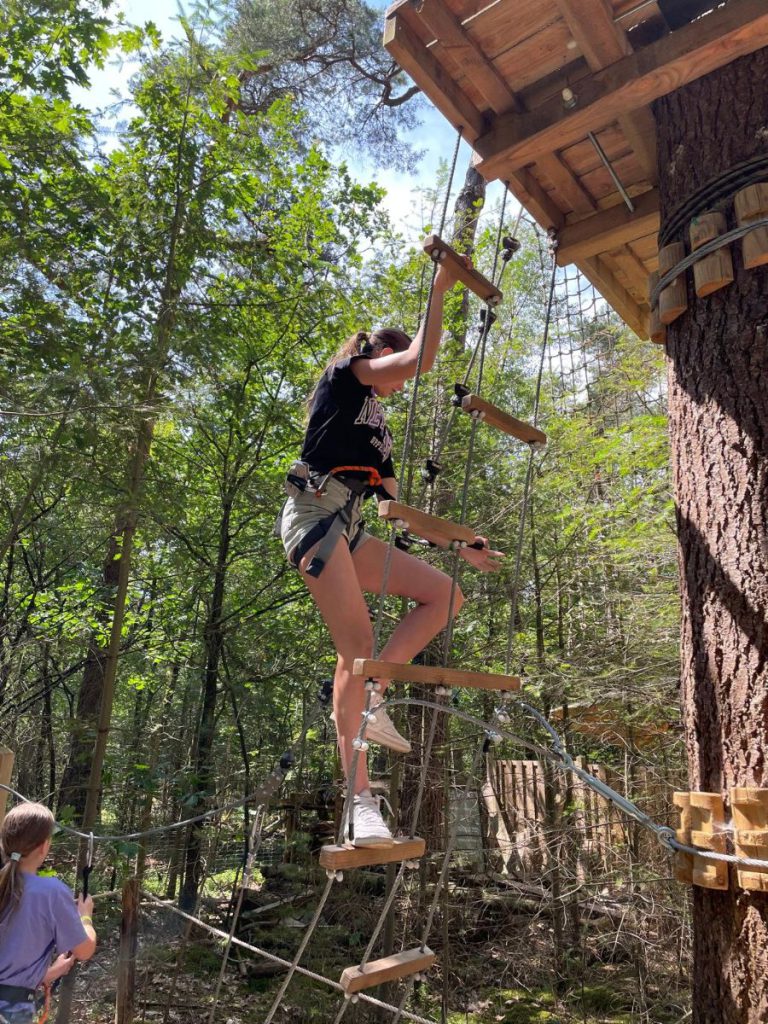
384, 0, 768, 340
459, 394, 546, 445
340, 946, 436, 993
353, 659, 521, 693
378, 500, 476, 546
423, 235, 503, 305
319, 837, 425, 870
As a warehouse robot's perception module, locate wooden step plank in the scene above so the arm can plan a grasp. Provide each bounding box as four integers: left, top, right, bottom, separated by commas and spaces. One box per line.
340, 946, 436, 993
422, 235, 503, 306
319, 837, 425, 871
353, 659, 521, 693
459, 394, 546, 445
378, 500, 476, 547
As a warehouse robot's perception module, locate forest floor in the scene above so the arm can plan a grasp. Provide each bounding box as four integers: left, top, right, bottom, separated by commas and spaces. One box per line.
69, 860, 690, 1024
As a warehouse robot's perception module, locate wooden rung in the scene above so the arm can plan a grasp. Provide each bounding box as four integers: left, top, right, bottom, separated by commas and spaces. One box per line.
0, 748, 14, 827
648, 272, 666, 345
353, 659, 521, 693
319, 837, 425, 870
422, 235, 503, 306
689, 211, 733, 297
459, 394, 546, 445
734, 183, 768, 269
658, 242, 687, 325
378, 500, 476, 547
730, 787, 768, 890
340, 946, 436, 993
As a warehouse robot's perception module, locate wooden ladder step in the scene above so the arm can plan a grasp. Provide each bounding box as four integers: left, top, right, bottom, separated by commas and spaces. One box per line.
340, 946, 436, 993
378, 500, 476, 547
459, 393, 546, 445
353, 659, 521, 693
319, 837, 426, 871
422, 235, 503, 306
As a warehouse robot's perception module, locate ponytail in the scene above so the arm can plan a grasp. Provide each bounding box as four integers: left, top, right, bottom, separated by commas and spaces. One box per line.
305, 328, 413, 412
0, 803, 54, 921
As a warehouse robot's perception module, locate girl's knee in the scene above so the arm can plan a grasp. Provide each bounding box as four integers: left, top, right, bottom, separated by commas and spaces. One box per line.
436, 576, 463, 617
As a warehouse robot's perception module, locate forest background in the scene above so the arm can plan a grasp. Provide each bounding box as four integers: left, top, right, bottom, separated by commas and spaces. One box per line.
0, 1, 685, 1022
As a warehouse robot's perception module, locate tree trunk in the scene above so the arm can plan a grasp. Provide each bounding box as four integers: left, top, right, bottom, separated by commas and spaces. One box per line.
451, 162, 486, 347
655, 48, 768, 1024
179, 499, 232, 912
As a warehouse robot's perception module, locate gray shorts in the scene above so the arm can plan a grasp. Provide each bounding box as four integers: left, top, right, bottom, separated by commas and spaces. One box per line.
277, 475, 371, 569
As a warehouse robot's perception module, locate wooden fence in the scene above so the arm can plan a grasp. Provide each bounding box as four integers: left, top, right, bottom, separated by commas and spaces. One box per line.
483, 757, 674, 880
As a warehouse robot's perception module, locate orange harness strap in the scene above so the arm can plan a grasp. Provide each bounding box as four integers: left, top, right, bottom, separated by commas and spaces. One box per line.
36, 986, 51, 1024
328, 465, 384, 488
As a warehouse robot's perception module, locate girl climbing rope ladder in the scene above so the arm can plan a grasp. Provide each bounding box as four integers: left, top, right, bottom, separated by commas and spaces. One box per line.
277, 259, 504, 848
0, 804, 97, 1024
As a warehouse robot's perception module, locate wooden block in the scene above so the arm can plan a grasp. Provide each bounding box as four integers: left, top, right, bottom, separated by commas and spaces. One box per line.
378, 500, 476, 547
422, 235, 503, 306
353, 659, 521, 693
688, 791, 728, 890
319, 837, 425, 870
734, 183, 768, 269
689, 212, 734, 297
340, 946, 436, 993
658, 242, 687, 324
459, 394, 546, 445
0, 748, 14, 827
730, 787, 768, 891
672, 791, 693, 883
648, 272, 666, 344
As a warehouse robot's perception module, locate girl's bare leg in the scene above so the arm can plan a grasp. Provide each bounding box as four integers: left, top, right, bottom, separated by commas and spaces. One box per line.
351, 536, 464, 686
299, 539, 375, 795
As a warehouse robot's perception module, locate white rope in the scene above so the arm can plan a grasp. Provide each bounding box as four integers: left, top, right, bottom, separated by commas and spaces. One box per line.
141, 892, 439, 1024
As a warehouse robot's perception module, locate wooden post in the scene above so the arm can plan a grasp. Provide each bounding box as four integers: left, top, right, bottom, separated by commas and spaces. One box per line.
689, 212, 734, 296
648, 272, 667, 344
730, 788, 768, 891
672, 791, 694, 884
734, 182, 768, 268
0, 748, 14, 826
115, 878, 139, 1024
658, 242, 688, 324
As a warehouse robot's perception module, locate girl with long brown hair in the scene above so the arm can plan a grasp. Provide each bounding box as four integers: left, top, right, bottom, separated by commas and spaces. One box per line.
276, 262, 503, 847
0, 803, 96, 1024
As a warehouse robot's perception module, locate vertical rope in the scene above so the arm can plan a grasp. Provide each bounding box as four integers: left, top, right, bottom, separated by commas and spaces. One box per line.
504, 243, 557, 676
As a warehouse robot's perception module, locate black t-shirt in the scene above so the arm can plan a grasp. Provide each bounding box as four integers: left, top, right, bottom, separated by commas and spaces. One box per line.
301, 357, 396, 478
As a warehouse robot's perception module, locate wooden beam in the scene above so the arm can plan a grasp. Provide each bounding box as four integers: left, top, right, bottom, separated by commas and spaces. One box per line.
340, 947, 436, 993
459, 394, 547, 445
536, 152, 596, 217
0, 748, 14, 826
408, 0, 520, 114
422, 235, 503, 304
474, 0, 768, 177
319, 837, 425, 871
504, 166, 565, 232
554, 0, 659, 183
556, 188, 659, 265
580, 254, 650, 339
383, 12, 485, 140
554, 0, 631, 66
353, 659, 521, 693
378, 500, 477, 547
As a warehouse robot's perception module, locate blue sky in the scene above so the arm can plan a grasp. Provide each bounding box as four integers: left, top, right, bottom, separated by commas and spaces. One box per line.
74, 0, 513, 241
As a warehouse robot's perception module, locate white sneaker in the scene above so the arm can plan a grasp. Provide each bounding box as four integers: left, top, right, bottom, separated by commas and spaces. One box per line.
365, 704, 412, 754
352, 794, 394, 847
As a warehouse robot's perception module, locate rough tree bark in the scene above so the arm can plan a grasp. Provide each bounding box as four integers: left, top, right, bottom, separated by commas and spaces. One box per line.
655, 48, 768, 1024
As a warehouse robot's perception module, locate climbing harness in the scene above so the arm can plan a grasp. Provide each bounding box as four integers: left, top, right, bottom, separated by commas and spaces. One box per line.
277, 463, 393, 578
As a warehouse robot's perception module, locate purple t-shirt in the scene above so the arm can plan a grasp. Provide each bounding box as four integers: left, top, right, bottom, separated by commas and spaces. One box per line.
0, 873, 87, 989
